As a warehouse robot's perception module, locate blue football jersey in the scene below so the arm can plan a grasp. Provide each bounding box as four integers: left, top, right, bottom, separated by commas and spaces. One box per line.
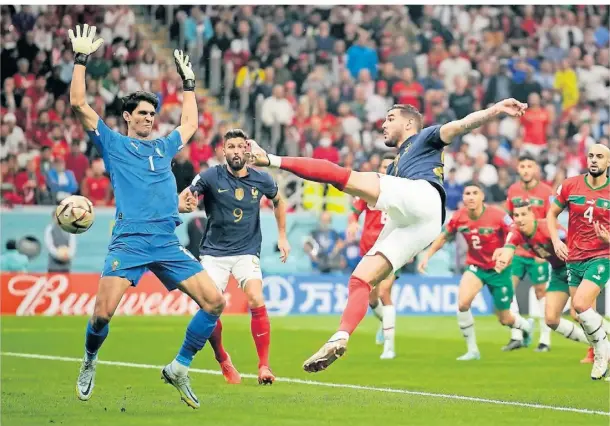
386, 124, 447, 221
189, 165, 278, 257
87, 118, 183, 235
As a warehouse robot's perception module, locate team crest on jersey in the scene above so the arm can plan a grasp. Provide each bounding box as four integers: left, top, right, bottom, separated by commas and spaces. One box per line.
251, 187, 259, 200
598, 265, 606, 274
111, 260, 120, 271
235, 188, 244, 201
538, 265, 545, 274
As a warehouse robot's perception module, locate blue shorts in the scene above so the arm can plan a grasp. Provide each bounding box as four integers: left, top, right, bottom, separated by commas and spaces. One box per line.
101, 232, 203, 291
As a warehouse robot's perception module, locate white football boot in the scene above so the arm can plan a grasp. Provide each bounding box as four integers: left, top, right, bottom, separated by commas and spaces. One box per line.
161, 364, 200, 408
76, 355, 97, 401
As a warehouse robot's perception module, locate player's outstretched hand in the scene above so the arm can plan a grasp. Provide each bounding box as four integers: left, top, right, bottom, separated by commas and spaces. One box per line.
68, 24, 104, 56
594, 221, 610, 243
246, 139, 271, 167
278, 236, 291, 263
494, 98, 528, 118
179, 188, 198, 213
552, 238, 569, 262
417, 255, 429, 275
174, 49, 195, 82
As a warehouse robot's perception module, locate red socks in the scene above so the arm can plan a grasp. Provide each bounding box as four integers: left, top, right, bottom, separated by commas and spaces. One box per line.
208, 319, 228, 363
280, 157, 351, 190
251, 305, 271, 368
339, 276, 372, 335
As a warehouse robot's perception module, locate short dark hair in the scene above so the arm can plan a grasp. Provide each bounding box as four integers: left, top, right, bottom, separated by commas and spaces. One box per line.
518, 153, 536, 163
6, 239, 16, 250
382, 152, 396, 161
389, 104, 423, 131
513, 200, 531, 209
223, 128, 248, 142
463, 181, 483, 190
121, 91, 159, 114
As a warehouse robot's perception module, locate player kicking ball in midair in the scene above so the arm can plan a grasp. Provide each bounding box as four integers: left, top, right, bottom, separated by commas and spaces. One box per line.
503, 155, 554, 352
495, 201, 610, 353
547, 144, 610, 380
248, 98, 528, 372
184, 129, 290, 385
349, 153, 398, 359
70, 24, 223, 408
418, 183, 534, 360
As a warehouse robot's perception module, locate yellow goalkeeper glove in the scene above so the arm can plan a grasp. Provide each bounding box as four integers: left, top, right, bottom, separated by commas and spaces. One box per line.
68, 24, 104, 65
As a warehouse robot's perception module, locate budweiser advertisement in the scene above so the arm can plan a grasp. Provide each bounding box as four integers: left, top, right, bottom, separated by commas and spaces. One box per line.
1, 273, 249, 316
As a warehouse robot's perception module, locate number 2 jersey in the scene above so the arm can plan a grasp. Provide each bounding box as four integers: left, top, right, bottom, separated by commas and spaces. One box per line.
87, 118, 183, 236
506, 181, 553, 259
505, 219, 567, 269
554, 174, 610, 262
443, 205, 514, 270
352, 197, 386, 255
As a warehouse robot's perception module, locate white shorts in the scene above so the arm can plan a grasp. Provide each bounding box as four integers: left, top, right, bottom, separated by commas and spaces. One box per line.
200, 254, 263, 292
366, 175, 443, 273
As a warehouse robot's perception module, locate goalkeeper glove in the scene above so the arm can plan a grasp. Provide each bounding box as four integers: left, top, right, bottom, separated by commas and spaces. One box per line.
174, 49, 195, 92
68, 24, 104, 66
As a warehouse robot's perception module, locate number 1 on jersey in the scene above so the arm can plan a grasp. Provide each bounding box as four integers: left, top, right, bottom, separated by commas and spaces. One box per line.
148, 156, 155, 171
584, 206, 593, 223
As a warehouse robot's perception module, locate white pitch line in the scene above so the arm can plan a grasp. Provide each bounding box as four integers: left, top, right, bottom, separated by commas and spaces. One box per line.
2, 351, 609, 417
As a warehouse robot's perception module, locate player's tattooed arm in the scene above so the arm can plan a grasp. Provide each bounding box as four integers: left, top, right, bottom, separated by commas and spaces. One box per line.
439, 98, 527, 144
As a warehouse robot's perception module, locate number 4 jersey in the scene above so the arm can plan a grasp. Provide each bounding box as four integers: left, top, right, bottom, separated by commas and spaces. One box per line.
554, 174, 610, 262
443, 205, 513, 270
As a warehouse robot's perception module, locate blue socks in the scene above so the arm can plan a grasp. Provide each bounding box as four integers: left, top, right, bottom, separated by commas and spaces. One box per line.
85, 321, 109, 360
176, 310, 219, 367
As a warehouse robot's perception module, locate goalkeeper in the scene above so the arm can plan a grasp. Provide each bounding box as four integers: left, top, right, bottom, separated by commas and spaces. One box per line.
69, 23, 223, 409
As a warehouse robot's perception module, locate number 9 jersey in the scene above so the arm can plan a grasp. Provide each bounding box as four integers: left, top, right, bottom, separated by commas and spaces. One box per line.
554, 174, 610, 262
443, 205, 514, 270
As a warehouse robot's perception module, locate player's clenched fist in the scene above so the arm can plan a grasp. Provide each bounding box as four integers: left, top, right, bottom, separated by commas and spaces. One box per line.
179, 188, 198, 213
68, 24, 104, 57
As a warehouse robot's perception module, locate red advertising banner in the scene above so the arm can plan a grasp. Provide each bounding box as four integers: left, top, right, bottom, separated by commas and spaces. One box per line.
0, 273, 249, 316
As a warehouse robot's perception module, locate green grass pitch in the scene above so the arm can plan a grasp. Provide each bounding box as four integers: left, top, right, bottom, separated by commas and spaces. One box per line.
1, 315, 609, 426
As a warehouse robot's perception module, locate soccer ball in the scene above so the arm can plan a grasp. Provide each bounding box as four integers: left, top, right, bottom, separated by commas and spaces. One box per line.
54, 195, 95, 234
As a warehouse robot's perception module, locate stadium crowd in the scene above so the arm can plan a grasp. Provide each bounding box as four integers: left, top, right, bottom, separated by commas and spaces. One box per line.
1, 5, 609, 211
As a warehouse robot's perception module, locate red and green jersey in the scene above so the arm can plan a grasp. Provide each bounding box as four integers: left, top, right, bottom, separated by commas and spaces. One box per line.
506, 181, 554, 258
444, 205, 513, 270
505, 219, 567, 269
555, 174, 610, 262
352, 197, 386, 256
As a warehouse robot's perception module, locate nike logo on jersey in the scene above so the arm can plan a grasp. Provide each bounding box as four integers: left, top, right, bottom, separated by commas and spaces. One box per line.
587, 200, 595, 204
256, 332, 268, 337
218, 189, 229, 193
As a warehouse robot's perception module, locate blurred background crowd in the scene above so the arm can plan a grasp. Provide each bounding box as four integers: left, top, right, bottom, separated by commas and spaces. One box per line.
1, 5, 608, 274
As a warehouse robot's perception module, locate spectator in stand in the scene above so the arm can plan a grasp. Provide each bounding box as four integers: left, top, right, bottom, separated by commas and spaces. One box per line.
312, 132, 339, 164
172, 146, 196, 194
449, 75, 475, 120
520, 92, 551, 156
65, 140, 89, 184
303, 211, 345, 274
81, 159, 111, 206
444, 168, 463, 211
189, 130, 214, 167
46, 156, 78, 202
346, 30, 378, 80
2, 113, 25, 156
554, 58, 579, 112
14, 158, 46, 205
488, 166, 512, 203
439, 42, 472, 93
261, 84, 294, 149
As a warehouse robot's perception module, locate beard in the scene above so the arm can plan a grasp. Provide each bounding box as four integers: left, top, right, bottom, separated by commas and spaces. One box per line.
589, 167, 607, 178
228, 156, 246, 171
